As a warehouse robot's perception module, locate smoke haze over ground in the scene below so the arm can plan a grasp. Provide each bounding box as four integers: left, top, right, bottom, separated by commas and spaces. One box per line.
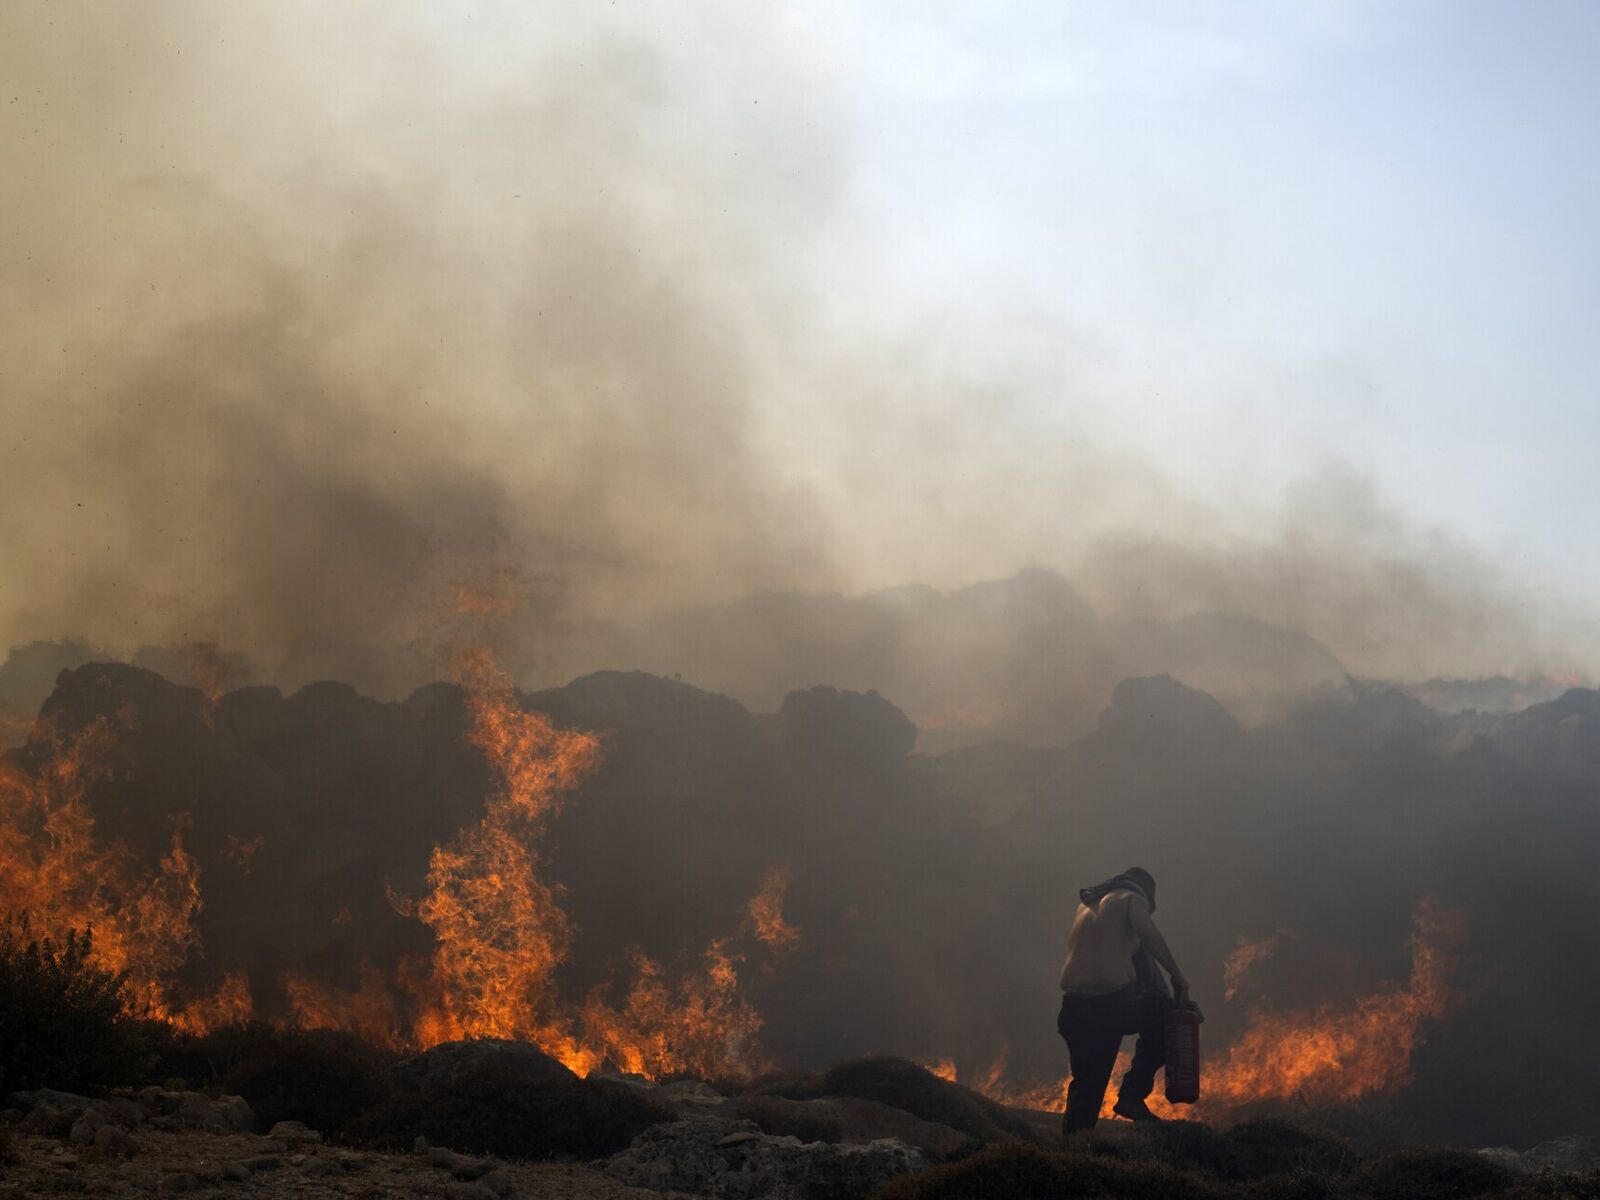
3, 2, 1596, 712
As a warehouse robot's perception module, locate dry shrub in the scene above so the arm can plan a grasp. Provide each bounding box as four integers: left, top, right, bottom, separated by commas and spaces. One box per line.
0, 918, 149, 1093
871, 1141, 1224, 1200
821, 1057, 1037, 1144
1346, 1148, 1514, 1200
347, 1056, 672, 1160
732, 1095, 843, 1144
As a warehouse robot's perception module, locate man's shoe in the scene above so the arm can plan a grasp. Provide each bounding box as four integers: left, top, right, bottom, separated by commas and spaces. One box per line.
1112, 1097, 1163, 1123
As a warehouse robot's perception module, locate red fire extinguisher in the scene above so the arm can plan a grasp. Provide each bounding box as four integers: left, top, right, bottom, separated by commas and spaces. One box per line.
1165, 1000, 1201, 1104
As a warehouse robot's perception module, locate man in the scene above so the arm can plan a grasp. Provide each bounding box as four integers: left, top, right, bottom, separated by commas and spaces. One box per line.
1056, 866, 1201, 1135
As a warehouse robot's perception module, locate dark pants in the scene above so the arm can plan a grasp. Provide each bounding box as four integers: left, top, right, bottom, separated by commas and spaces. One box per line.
1056, 987, 1167, 1134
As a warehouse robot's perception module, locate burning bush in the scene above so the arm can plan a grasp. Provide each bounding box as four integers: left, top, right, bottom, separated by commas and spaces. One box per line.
821, 1057, 1037, 1145
871, 1141, 1225, 1200
347, 1045, 673, 1160
224, 1027, 397, 1134
0, 917, 150, 1093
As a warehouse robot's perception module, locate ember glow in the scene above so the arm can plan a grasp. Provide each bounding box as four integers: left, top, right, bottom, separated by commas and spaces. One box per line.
1223, 931, 1285, 1001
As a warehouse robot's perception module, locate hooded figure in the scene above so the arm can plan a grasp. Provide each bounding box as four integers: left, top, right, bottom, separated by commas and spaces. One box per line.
1055, 866, 1196, 1136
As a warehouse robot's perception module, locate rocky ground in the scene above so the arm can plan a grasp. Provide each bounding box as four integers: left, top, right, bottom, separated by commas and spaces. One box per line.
0, 1085, 649, 1199
0, 1077, 932, 1200
7, 1072, 1599, 1200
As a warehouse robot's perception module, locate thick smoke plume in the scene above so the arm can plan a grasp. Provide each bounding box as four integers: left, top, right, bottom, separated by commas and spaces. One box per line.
2, 1, 1595, 715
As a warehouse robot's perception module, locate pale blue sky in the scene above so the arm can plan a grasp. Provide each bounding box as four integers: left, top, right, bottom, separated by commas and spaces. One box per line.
797, 2, 1600, 596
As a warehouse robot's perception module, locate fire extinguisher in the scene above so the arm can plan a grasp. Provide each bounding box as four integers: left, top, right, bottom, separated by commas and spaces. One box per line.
1165, 1000, 1201, 1104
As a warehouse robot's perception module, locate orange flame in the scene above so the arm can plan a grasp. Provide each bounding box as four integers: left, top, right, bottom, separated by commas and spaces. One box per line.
270, 644, 773, 1078
1223, 931, 1284, 1002
748, 865, 800, 956
0, 715, 248, 1031
1204, 899, 1462, 1107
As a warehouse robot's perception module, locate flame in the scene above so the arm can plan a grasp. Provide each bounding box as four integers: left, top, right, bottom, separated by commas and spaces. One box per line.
1223, 931, 1284, 1001
283, 964, 408, 1048
748, 865, 800, 956
1203, 899, 1462, 1106
181, 641, 243, 707
257, 643, 773, 1077
0, 714, 247, 1031
960, 901, 1461, 1119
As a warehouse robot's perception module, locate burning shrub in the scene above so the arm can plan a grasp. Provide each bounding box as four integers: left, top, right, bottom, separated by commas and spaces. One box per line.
224, 1027, 396, 1134
732, 1095, 844, 1144
348, 1052, 673, 1160
821, 1057, 1037, 1145
0, 917, 150, 1093
1345, 1148, 1514, 1200
871, 1141, 1225, 1200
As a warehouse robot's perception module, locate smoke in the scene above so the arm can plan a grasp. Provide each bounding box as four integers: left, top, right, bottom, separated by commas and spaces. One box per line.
2, 2, 1594, 706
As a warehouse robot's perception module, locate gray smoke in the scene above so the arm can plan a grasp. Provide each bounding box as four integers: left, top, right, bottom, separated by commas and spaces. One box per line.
1, 2, 1593, 715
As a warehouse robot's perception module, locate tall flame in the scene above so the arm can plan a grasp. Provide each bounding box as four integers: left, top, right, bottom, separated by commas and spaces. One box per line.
274, 644, 768, 1077
0, 714, 245, 1031
747, 865, 800, 956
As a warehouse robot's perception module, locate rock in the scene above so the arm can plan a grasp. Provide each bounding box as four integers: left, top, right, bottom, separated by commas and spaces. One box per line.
478, 1167, 517, 1196
300, 1155, 337, 1177
605, 1117, 927, 1200
98, 1096, 145, 1128
239, 1155, 282, 1172
20, 1103, 74, 1136
428, 1145, 495, 1179
1479, 1135, 1600, 1175
93, 1123, 137, 1159
172, 1092, 227, 1131
221, 1162, 251, 1182
253, 1136, 288, 1152
68, 1109, 107, 1144
428, 1145, 472, 1172
268, 1119, 322, 1146
215, 1094, 256, 1132
161, 1172, 198, 1193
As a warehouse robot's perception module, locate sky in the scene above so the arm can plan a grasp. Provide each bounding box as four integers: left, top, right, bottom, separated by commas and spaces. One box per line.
806, 1, 1600, 593
2, 0, 1597, 687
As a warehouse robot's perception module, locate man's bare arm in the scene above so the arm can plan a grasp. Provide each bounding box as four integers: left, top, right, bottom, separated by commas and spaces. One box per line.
1127, 897, 1189, 998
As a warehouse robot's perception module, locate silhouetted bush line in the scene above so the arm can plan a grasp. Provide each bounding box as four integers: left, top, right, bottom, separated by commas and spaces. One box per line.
0, 916, 152, 1094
